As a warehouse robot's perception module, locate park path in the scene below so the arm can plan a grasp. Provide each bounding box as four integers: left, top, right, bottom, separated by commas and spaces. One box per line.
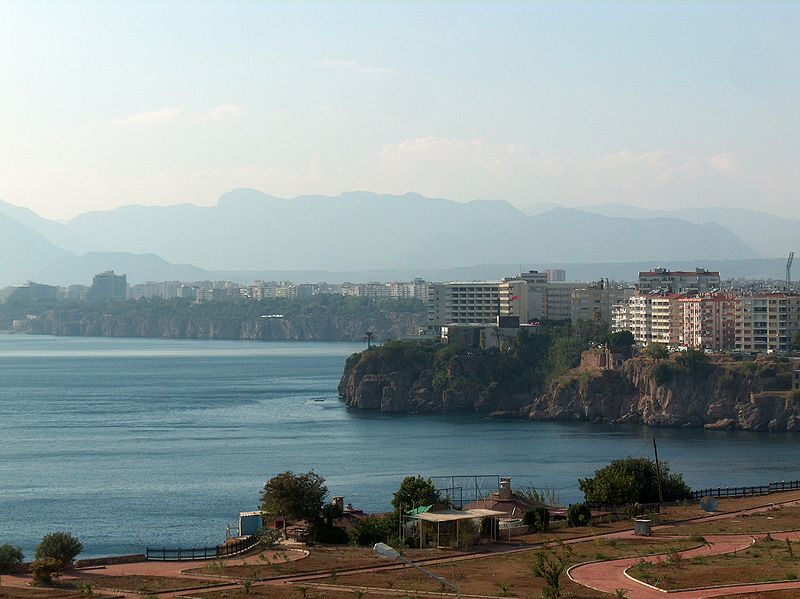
569, 531, 800, 599
5, 493, 800, 598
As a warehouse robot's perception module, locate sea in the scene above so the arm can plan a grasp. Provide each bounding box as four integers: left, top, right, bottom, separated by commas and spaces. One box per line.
1, 334, 799, 559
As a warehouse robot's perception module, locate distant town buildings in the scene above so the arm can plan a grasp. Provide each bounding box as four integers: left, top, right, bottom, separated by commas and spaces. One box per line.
680, 293, 737, 351
635, 268, 720, 294
2, 264, 798, 355
735, 294, 800, 353
88, 270, 127, 301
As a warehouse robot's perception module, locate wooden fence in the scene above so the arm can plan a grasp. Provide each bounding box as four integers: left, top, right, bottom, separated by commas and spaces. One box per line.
690, 479, 800, 501
146, 535, 259, 561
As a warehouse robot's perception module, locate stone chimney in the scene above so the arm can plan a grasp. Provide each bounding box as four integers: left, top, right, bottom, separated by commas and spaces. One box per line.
498, 477, 512, 500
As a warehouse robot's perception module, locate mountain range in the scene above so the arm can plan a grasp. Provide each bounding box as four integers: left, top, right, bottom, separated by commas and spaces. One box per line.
0, 190, 794, 287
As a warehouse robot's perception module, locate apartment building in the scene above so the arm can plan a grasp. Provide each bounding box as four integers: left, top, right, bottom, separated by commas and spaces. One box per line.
680, 293, 737, 350
735, 294, 800, 353
88, 270, 127, 301
612, 292, 685, 346
570, 284, 633, 325
427, 281, 501, 328
636, 268, 720, 294
497, 272, 581, 322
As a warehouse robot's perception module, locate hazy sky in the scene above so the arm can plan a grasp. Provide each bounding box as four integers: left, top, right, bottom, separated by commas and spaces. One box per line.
0, 1, 798, 220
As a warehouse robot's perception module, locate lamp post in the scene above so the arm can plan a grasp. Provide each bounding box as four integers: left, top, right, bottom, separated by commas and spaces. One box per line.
372, 542, 460, 598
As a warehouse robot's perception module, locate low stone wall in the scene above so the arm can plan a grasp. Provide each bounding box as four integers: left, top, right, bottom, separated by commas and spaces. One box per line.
74, 554, 146, 568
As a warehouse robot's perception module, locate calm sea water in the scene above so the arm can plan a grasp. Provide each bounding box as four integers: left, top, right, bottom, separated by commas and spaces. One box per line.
1, 334, 799, 558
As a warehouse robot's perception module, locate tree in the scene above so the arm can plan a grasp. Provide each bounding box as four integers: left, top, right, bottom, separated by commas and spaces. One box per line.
35, 532, 82, 568
675, 348, 709, 374
0, 544, 24, 572
576, 315, 610, 345
606, 330, 634, 350
532, 541, 573, 597
579, 457, 691, 505
644, 343, 668, 361
364, 331, 374, 349
566, 504, 592, 527
791, 331, 800, 351
548, 336, 585, 379
391, 475, 440, 512
260, 471, 328, 536
348, 514, 395, 546
522, 507, 550, 533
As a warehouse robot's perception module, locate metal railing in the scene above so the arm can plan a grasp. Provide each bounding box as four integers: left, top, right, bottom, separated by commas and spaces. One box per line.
690, 479, 800, 501
146, 535, 259, 561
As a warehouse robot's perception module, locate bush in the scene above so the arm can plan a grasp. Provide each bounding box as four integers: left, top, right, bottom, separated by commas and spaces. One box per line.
566, 504, 592, 527
579, 457, 692, 505
0, 544, 24, 572
35, 532, 82, 567
312, 524, 348, 544
522, 507, 550, 532
348, 515, 395, 546
30, 557, 63, 585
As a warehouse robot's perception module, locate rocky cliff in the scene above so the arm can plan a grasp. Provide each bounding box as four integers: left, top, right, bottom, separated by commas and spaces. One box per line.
338, 341, 539, 415
17, 309, 423, 342
531, 355, 800, 432
340, 341, 800, 431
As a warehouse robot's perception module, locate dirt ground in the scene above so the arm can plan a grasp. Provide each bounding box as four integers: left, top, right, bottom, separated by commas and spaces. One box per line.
629, 537, 800, 590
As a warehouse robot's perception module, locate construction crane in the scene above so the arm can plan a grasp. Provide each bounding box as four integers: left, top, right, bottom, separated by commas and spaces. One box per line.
788, 251, 795, 285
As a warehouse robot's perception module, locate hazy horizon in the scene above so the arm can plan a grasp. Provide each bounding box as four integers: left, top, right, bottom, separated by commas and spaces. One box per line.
1, 1, 798, 221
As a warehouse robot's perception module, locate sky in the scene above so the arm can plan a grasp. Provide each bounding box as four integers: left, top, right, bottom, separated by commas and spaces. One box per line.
0, 0, 798, 221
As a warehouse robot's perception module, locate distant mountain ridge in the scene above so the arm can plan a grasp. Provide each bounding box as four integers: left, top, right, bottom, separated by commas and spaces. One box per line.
0, 189, 784, 287
63, 189, 760, 270
575, 202, 798, 258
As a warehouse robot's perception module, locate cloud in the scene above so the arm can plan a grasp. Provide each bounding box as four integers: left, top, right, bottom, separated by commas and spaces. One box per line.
312, 58, 400, 75
375, 136, 564, 202
115, 107, 184, 124
708, 152, 738, 173
114, 105, 244, 125
203, 104, 245, 120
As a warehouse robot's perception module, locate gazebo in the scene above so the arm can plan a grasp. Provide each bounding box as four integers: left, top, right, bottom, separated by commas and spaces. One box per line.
408, 507, 507, 548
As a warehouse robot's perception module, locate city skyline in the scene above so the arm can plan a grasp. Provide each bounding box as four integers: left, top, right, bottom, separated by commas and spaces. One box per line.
0, 1, 798, 220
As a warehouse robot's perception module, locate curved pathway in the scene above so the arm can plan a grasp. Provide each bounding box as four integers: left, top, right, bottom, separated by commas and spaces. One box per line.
569, 531, 800, 599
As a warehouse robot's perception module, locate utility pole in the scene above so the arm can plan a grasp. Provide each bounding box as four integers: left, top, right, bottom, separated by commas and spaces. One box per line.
653, 437, 664, 508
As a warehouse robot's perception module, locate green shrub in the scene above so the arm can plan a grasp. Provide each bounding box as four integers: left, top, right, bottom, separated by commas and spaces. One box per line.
35, 532, 82, 567
347, 515, 395, 546
579, 457, 692, 504
522, 507, 550, 532
0, 544, 24, 572
30, 557, 63, 585
566, 504, 592, 527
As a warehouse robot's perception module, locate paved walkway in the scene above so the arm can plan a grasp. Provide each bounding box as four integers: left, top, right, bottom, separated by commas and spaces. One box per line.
5, 494, 800, 598
570, 531, 800, 599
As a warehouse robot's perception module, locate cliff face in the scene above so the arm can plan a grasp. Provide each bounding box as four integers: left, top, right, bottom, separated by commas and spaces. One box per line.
19, 310, 423, 343
530, 357, 800, 432
338, 347, 533, 414
339, 343, 800, 431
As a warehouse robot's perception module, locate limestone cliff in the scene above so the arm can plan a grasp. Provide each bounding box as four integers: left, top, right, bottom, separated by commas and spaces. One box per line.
16, 309, 423, 342
338, 342, 536, 414
530, 356, 800, 432
339, 341, 800, 431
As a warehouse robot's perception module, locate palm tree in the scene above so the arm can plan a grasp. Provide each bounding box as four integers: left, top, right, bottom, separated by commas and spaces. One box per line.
364, 331, 374, 349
